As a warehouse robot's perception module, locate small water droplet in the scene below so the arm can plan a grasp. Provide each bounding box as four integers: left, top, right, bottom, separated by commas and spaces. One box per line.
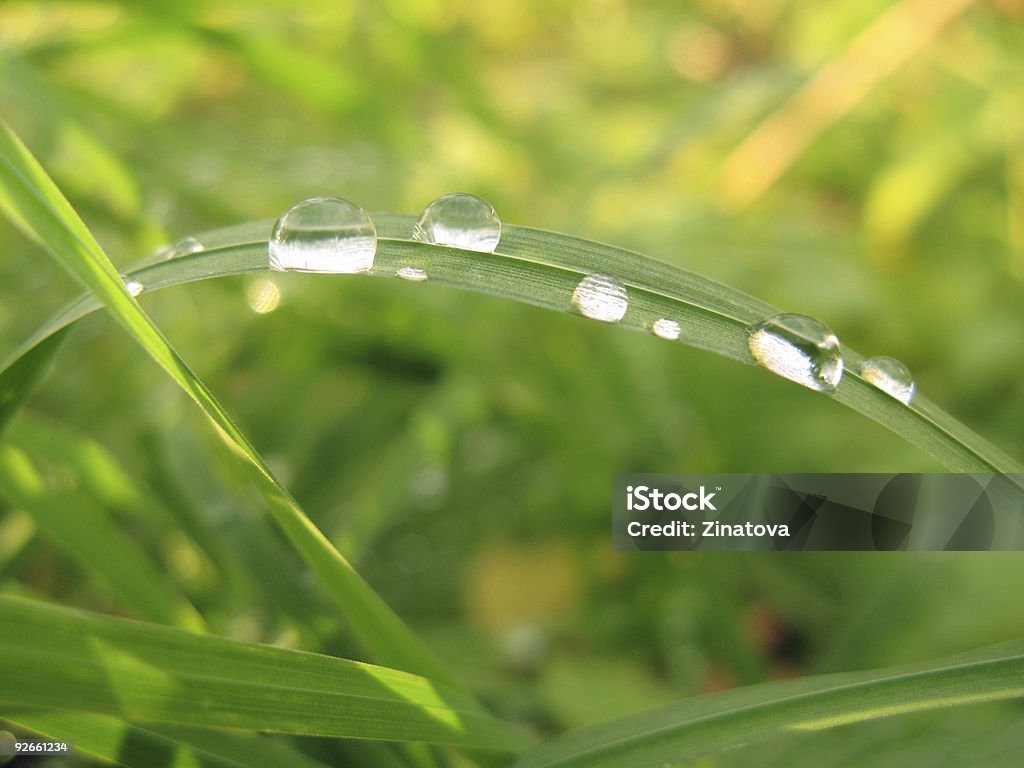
652, 318, 681, 340
397, 265, 428, 281
412, 193, 501, 253
571, 273, 629, 323
860, 356, 914, 404
246, 278, 281, 314
122, 275, 144, 297
173, 236, 204, 257
748, 313, 843, 393
269, 196, 377, 274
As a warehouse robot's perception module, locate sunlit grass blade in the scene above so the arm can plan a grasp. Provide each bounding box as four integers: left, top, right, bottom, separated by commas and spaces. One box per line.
0, 118, 461, 688
0, 443, 205, 631
5, 213, 1020, 489
512, 639, 1024, 768
0, 595, 527, 752
0, 327, 68, 437
6, 711, 331, 768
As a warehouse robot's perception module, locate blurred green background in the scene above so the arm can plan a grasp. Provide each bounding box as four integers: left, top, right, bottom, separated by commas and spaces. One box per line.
2, 1, 1024, 764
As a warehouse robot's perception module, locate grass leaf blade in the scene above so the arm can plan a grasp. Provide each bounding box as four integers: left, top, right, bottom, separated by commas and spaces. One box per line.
0, 327, 68, 437
0, 595, 526, 752
0, 118, 460, 688
513, 640, 1024, 767
6, 711, 331, 768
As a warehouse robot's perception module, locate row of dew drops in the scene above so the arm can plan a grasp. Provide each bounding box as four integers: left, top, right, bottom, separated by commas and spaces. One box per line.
130, 194, 916, 406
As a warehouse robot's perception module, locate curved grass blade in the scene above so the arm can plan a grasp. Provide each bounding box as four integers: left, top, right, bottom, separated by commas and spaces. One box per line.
0, 595, 527, 752
5, 214, 1020, 489
0, 327, 68, 437
6, 711, 331, 768
0, 118, 461, 689
512, 639, 1024, 768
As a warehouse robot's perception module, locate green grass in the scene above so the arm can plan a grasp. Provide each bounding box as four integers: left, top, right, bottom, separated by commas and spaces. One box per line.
2, 3, 1024, 766
2, 114, 1023, 767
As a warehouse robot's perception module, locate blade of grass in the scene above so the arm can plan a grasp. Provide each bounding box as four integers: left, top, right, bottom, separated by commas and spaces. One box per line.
512, 639, 1024, 768
0, 118, 462, 689
0, 595, 527, 752
717, 0, 977, 208
6, 711, 331, 768
0, 326, 68, 437
5, 214, 1019, 489
0, 443, 206, 631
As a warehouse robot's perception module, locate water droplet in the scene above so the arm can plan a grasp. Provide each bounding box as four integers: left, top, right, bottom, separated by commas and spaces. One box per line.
412, 193, 501, 253
652, 318, 681, 340
269, 196, 377, 274
122, 275, 144, 297
397, 265, 428, 281
173, 236, 204, 257
860, 356, 914, 404
571, 273, 629, 323
748, 313, 843, 393
246, 278, 281, 314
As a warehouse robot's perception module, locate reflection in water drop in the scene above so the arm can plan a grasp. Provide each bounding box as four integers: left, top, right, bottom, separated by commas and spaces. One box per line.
397, 266, 428, 282
412, 193, 501, 253
860, 356, 915, 404
748, 313, 843, 393
122, 275, 144, 297
247, 278, 281, 314
269, 196, 377, 274
173, 236, 204, 257
652, 318, 681, 340
571, 273, 629, 323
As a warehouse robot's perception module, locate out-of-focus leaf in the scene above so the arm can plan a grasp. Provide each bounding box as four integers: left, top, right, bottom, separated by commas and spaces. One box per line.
513, 639, 1024, 767
0, 444, 205, 630
7, 711, 330, 768
0, 327, 67, 437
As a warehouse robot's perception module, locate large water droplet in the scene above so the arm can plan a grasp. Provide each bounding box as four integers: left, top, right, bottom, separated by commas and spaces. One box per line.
412, 193, 501, 253
173, 236, 204, 257
571, 273, 629, 323
397, 266, 428, 282
269, 196, 377, 274
748, 313, 843, 393
860, 355, 914, 404
652, 318, 681, 340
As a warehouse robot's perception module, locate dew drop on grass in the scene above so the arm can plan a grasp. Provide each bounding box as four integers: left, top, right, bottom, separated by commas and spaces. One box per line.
652, 318, 681, 340
572, 273, 629, 323
122, 275, 144, 297
173, 236, 204, 257
412, 193, 501, 253
269, 196, 377, 274
397, 265, 428, 281
748, 313, 843, 393
860, 355, 915, 404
